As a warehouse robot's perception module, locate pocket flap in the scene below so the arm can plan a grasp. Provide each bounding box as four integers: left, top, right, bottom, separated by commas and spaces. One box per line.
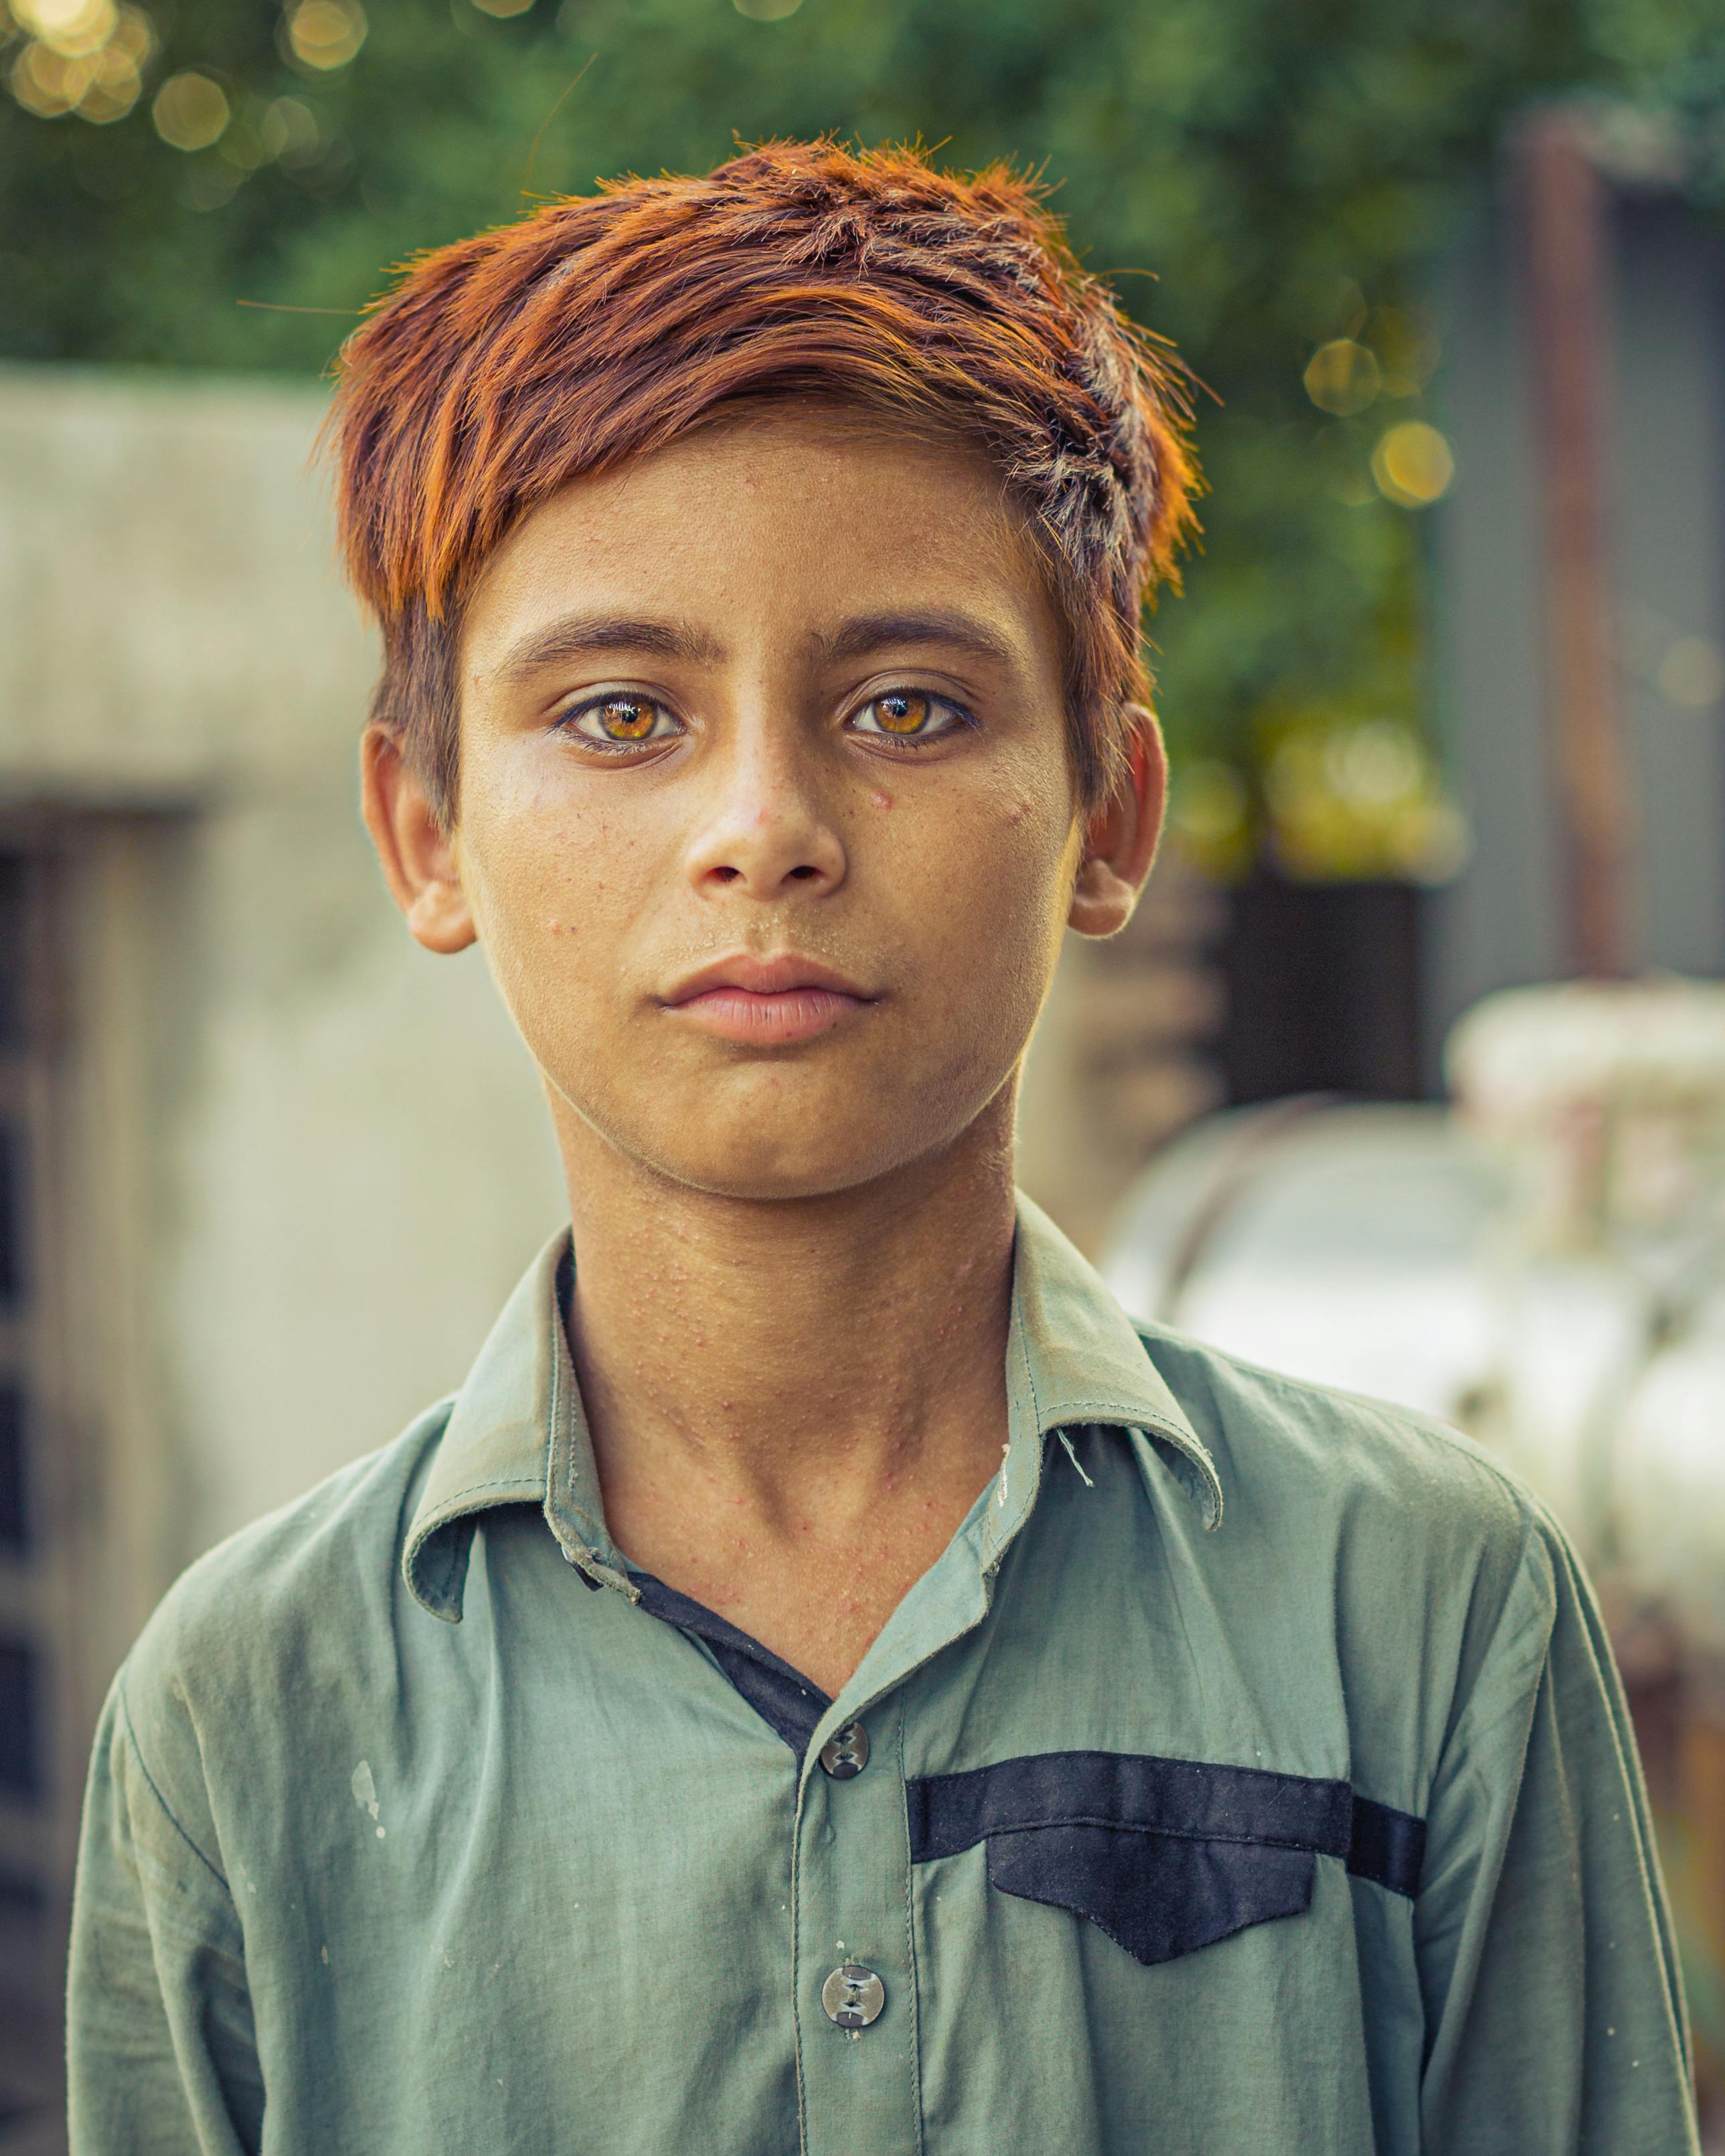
907, 1748, 1425, 1969
985, 1821, 1317, 1967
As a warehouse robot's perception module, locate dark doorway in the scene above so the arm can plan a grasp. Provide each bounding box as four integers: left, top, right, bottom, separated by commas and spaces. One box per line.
1220, 874, 1426, 1104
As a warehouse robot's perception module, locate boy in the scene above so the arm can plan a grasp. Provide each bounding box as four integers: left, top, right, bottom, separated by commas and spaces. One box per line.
69, 141, 1697, 2153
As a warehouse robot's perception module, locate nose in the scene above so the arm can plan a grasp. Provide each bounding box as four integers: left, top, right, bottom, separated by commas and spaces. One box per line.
682, 725, 847, 902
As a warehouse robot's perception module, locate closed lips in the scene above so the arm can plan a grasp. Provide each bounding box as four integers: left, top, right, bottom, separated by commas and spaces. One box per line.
662, 954, 873, 1003
661, 956, 877, 1044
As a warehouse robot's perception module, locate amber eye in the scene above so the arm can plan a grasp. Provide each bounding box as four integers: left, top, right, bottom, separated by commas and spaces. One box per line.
871, 691, 932, 735
849, 690, 970, 746
594, 695, 658, 740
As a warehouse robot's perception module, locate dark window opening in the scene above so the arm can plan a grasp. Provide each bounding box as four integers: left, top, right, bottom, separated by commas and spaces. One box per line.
0, 1640, 39, 1800
0, 1867, 43, 1922
0, 1126, 27, 1312
1220, 874, 1426, 1106
0, 856, 32, 1057
0, 1389, 27, 1554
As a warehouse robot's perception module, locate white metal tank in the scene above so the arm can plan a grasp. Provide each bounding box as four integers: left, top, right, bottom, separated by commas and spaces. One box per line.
1101, 979, 1725, 1653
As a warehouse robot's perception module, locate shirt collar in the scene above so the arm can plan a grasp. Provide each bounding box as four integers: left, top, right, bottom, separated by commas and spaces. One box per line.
404, 1192, 1222, 1623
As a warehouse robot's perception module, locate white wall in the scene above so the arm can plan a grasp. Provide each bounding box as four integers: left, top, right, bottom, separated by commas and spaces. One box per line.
0, 365, 562, 1575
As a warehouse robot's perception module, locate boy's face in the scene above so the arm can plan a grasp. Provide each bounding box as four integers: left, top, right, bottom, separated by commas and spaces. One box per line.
369, 406, 1159, 1201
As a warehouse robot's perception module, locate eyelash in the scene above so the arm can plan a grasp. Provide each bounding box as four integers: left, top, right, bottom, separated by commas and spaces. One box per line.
554, 687, 977, 752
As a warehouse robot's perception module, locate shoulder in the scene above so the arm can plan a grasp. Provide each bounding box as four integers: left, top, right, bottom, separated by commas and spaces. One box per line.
1135, 1319, 1560, 1638
117, 1404, 453, 1837
1131, 1322, 1584, 1791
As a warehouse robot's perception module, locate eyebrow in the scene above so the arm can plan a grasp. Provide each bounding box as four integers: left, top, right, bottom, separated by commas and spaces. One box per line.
815, 609, 1021, 671
494, 604, 1022, 685
497, 612, 726, 682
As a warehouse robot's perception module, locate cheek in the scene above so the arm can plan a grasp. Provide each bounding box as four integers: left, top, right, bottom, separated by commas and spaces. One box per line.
901, 780, 1076, 1013
458, 780, 651, 1019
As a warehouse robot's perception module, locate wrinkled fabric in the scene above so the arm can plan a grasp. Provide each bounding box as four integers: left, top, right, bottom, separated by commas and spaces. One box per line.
68, 1197, 1699, 2155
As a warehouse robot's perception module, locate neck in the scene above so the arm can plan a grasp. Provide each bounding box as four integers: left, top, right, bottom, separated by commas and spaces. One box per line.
560, 1096, 1016, 1513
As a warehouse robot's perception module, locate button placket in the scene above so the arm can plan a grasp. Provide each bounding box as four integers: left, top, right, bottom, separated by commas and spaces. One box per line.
793, 1691, 920, 2152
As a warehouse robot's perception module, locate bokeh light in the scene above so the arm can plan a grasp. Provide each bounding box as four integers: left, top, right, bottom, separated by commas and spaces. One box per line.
1370, 306, 1441, 397
1167, 760, 1251, 882
151, 68, 228, 151
1258, 709, 1469, 884
1303, 338, 1381, 418
1658, 636, 1725, 712
6, 0, 151, 120
260, 94, 320, 164
1371, 420, 1455, 507
283, 0, 366, 72
13, 0, 114, 58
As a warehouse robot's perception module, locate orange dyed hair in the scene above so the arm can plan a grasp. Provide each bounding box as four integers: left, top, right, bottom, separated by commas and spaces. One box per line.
325, 138, 1198, 819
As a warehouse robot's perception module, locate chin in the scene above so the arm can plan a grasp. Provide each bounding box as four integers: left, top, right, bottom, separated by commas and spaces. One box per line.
593, 1094, 962, 1205
647, 1129, 929, 1204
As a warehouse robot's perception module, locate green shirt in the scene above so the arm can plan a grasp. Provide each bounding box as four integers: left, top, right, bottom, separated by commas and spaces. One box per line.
69, 1197, 1698, 2154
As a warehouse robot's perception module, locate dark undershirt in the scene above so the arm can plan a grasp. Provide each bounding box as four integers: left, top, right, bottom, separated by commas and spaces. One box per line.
627, 1570, 834, 1758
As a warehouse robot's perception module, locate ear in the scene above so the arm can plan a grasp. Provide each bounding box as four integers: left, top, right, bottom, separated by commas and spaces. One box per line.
1068, 705, 1168, 938
360, 726, 477, 955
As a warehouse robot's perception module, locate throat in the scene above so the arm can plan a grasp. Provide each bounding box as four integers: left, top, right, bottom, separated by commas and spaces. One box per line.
603, 1453, 1001, 1699
556, 1121, 1020, 1696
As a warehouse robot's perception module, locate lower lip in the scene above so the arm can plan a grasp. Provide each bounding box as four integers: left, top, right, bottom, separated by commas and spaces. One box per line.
668, 987, 870, 1044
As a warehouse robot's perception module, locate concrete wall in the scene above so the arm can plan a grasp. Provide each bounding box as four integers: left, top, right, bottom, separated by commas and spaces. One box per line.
0, 365, 563, 1586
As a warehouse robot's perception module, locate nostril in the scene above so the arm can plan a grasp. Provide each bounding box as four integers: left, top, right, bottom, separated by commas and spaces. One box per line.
709, 865, 742, 884
787, 864, 821, 882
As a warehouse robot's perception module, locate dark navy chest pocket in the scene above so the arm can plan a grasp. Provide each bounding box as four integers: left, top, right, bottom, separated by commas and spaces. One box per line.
906, 1750, 1424, 1968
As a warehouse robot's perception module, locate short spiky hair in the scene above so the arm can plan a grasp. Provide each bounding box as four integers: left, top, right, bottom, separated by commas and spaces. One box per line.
325, 139, 1198, 819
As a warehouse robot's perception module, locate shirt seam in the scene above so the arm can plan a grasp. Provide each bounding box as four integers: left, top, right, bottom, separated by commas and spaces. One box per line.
985, 1319, 1043, 1571
1432, 1501, 1550, 1771
116, 1669, 238, 1900
791, 1783, 809, 2156
418, 1471, 545, 1517
1044, 1398, 1180, 1429
897, 1696, 926, 2156
1414, 1513, 1552, 1904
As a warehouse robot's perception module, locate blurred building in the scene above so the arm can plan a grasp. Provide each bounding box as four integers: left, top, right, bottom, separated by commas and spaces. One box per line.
0, 366, 563, 2127
1204, 116, 1725, 1112
1432, 121, 1725, 1047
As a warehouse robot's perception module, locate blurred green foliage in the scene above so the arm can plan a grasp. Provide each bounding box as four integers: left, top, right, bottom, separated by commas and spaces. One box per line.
4, 0, 1724, 851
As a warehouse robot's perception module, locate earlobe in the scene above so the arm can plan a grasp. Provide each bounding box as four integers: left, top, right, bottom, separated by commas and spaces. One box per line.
1068, 706, 1168, 939
359, 726, 479, 956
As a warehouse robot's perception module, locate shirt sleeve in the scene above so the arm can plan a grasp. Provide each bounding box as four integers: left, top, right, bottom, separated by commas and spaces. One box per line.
67, 1670, 265, 2156
1414, 1502, 1700, 2153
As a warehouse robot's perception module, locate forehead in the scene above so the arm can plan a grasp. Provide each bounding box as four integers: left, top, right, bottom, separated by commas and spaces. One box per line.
458, 404, 1062, 675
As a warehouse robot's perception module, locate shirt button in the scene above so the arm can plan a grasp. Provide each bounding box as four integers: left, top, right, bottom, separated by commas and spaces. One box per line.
817, 1722, 870, 1779
821, 1963, 886, 2029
